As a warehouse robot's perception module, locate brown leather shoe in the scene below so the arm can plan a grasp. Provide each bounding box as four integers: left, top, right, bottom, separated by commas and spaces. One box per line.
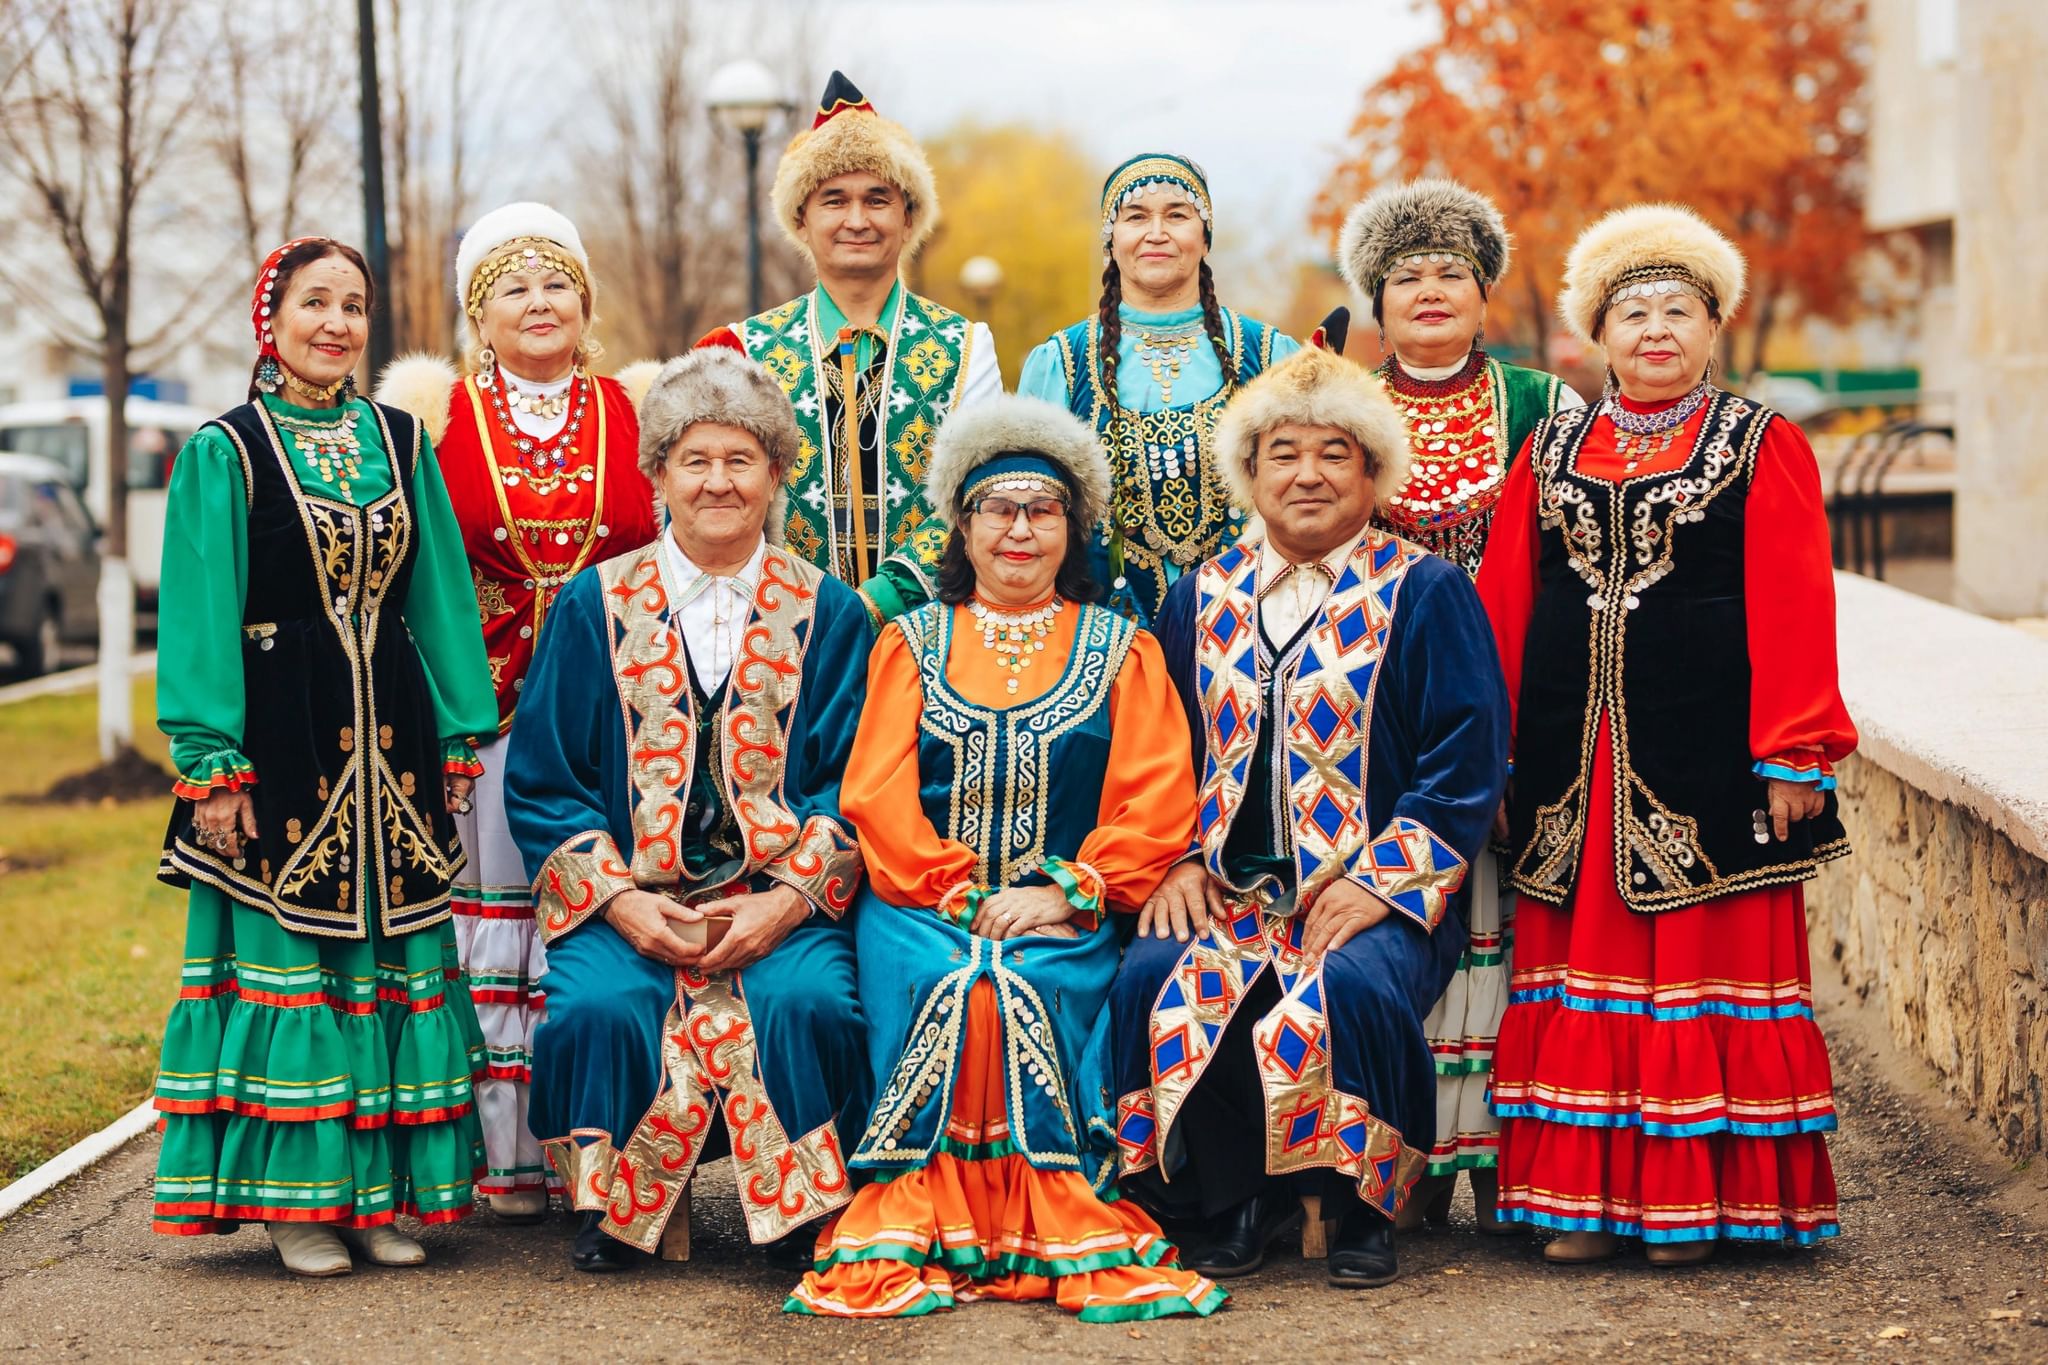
1543, 1230, 1622, 1264
1646, 1239, 1715, 1266
1394, 1174, 1454, 1232
1469, 1169, 1518, 1235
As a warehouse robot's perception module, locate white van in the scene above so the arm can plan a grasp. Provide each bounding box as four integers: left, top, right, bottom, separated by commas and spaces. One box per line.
0, 394, 213, 603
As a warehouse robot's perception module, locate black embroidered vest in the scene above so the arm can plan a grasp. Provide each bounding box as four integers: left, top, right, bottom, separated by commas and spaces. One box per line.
159, 400, 464, 939
1507, 389, 1848, 914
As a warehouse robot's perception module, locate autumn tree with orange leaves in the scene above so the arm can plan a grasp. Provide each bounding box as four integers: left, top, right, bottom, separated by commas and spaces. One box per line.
1316, 0, 1874, 377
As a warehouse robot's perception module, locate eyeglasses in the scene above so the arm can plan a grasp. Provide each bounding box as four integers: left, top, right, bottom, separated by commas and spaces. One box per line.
970, 496, 1067, 527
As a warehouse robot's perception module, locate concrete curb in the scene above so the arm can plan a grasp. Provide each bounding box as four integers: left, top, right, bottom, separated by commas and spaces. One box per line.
0, 651, 157, 708
0, 1098, 157, 1221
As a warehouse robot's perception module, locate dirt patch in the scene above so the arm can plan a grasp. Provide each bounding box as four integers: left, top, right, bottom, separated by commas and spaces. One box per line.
31, 747, 174, 805
0, 846, 57, 877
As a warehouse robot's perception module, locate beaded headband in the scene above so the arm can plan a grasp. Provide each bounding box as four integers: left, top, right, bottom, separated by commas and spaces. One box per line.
1378, 249, 1485, 289
464, 237, 590, 320
1601, 264, 1715, 316
960, 453, 1071, 509
1100, 153, 1213, 244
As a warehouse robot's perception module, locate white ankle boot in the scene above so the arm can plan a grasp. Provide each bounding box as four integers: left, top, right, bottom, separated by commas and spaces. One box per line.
335, 1222, 427, 1266
490, 1189, 547, 1222
269, 1222, 352, 1277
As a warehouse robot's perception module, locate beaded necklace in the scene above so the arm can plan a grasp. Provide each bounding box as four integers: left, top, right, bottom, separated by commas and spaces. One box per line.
271, 407, 364, 497
1602, 380, 1711, 473
968, 595, 1063, 695
489, 370, 591, 495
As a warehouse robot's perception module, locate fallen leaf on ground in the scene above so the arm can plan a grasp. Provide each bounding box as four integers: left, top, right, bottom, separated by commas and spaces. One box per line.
1989, 1310, 2021, 1321
1876, 1326, 1911, 1340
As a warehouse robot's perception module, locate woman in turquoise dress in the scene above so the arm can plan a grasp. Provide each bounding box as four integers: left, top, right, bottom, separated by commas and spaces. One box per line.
788, 396, 1223, 1321
150, 238, 498, 1277
1018, 153, 1296, 627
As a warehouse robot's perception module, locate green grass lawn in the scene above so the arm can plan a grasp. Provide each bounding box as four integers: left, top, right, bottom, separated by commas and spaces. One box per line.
0, 679, 185, 1182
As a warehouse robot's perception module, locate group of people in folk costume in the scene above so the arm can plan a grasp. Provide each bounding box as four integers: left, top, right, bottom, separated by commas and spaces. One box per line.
149, 69, 1855, 1314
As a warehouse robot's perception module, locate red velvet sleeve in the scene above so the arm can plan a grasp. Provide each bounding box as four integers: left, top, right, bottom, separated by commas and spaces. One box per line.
1745, 417, 1858, 781
1474, 435, 1543, 754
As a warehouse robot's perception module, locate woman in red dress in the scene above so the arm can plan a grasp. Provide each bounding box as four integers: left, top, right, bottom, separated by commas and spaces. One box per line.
377, 202, 658, 1222
1475, 204, 1855, 1266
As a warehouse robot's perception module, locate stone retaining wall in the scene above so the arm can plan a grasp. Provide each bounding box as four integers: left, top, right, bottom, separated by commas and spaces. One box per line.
1810, 755, 2048, 1155
1807, 573, 2048, 1158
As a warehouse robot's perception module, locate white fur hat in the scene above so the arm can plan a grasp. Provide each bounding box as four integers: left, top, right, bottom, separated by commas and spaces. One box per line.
924, 395, 1110, 532
455, 201, 591, 325
1558, 203, 1746, 345
1213, 347, 1412, 511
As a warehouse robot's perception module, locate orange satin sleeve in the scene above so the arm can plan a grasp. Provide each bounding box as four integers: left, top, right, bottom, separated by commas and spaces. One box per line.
1744, 417, 1859, 767
1475, 434, 1543, 750
1076, 630, 1199, 912
837, 622, 979, 908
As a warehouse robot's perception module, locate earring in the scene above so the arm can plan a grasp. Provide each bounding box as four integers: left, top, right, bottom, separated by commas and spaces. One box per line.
1377, 327, 1388, 354
1473, 324, 1486, 351
340, 373, 359, 404
1704, 356, 1717, 386
477, 346, 497, 389
1600, 367, 1619, 403
255, 354, 282, 394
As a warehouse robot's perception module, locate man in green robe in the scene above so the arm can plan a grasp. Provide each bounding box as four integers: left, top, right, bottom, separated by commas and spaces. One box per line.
696, 71, 1000, 627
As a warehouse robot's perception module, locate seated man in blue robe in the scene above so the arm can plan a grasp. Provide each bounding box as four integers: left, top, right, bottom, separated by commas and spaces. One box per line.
505, 349, 873, 1274
1110, 340, 1509, 1289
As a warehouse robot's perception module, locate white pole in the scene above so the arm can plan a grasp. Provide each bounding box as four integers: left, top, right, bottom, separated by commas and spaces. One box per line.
96, 556, 135, 760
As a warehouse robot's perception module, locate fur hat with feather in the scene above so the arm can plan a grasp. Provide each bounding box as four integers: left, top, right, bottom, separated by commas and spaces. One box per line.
772, 72, 940, 264
1213, 348, 1412, 512
1558, 202, 1746, 344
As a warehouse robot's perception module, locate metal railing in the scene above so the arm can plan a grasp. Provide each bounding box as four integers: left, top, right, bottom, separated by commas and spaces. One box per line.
1828, 418, 1954, 580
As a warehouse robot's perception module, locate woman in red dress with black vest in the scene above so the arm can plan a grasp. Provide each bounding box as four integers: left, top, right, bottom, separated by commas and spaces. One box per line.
378, 202, 658, 1222
1476, 204, 1856, 1267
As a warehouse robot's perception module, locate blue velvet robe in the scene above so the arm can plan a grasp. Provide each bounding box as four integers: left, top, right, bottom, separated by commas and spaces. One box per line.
503, 540, 873, 1249
1109, 530, 1509, 1217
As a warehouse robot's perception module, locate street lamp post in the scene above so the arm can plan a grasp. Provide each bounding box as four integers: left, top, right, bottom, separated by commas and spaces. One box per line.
707, 60, 794, 318
959, 255, 1004, 316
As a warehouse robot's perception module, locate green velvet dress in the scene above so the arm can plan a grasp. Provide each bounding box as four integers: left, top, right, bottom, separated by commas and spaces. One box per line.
151, 393, 498, 1234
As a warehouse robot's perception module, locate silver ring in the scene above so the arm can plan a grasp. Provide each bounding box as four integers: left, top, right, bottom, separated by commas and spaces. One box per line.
454, 797, 474, 814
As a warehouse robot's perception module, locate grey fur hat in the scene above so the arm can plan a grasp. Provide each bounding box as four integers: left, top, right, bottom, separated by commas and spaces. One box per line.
637, 348, 797, 541
924, 395, 1111, 531
1339, 178, 1512, 301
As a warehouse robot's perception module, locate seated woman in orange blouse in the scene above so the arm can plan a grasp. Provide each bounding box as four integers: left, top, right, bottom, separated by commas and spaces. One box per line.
786, 396, 1225, 1323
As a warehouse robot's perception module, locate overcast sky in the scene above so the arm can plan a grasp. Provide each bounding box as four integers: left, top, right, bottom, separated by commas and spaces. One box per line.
815, 0, 1436, 274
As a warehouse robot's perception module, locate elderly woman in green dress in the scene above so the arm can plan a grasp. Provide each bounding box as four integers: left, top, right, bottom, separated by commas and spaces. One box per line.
149, 237, 497, 1277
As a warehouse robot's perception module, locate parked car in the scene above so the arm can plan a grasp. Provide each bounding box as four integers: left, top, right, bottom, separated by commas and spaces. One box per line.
0, 453, 102, 676
0, 394, 211, 606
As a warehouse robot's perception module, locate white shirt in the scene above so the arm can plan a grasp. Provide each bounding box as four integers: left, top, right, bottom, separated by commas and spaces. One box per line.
656, 531, 766, 691
1257, 522, 1375, 645
1397, 352, 1584, 409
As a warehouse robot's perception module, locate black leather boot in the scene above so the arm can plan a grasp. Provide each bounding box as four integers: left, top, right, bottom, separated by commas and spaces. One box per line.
1182, 1189, 1302, 1278
571, 1211, 644, 1273
1327, 1205, 1399, 1288
763, 1219, 824, 1273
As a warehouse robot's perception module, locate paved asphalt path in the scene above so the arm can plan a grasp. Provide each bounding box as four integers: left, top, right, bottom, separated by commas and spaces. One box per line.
4, 974, 2045, 1362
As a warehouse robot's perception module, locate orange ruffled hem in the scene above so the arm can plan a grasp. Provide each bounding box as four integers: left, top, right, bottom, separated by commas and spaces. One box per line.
786, 979, 1225, 1322
787, 1151, 1224, 1321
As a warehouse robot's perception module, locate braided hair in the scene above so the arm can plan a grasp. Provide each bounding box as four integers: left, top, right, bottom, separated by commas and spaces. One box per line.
1196, 260, 1238, 391
1096, 257, 1124, 413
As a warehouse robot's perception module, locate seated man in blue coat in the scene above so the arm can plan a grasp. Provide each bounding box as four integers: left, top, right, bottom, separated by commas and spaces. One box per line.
1110, 339, 1508, 1289
505, 350, 873, 1274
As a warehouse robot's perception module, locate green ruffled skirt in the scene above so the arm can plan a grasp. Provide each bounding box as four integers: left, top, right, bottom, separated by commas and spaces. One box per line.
152, 885, 486, 1233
